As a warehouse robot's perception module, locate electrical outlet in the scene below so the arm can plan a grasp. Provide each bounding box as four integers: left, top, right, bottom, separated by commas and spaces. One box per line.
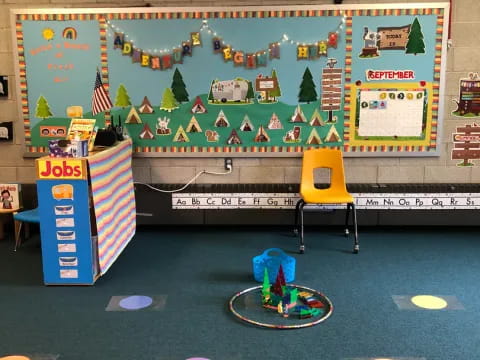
225, 158, 233, 171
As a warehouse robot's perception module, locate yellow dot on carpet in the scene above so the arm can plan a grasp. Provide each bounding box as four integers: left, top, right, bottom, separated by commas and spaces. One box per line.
0, 356, 31, 360
411, 295, 448, 309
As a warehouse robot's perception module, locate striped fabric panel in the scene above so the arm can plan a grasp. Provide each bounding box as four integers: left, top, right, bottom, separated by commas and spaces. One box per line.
88, 139, 136, 274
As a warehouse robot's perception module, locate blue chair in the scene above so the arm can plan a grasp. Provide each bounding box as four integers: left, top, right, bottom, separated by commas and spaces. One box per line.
13, 208, 40, 251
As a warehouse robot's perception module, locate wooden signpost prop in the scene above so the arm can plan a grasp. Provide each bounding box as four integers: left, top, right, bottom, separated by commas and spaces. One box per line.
452, 123, 480, 166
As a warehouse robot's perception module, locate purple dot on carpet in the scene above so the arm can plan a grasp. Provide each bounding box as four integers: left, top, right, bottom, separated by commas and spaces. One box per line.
186, 358, 211, 360
119, 295, 153, 310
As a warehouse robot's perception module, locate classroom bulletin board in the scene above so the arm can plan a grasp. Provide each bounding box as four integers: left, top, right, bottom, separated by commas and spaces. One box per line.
11, 3, 449, 157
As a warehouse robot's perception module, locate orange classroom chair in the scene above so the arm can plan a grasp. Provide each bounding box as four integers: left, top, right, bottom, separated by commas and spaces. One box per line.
294, 148, 359, 254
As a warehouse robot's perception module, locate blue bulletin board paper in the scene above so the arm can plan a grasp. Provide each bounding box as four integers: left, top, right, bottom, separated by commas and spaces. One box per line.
11, 4, 450, 157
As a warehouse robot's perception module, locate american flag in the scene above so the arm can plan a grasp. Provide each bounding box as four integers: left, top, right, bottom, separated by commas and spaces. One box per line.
91, 70, 113, 115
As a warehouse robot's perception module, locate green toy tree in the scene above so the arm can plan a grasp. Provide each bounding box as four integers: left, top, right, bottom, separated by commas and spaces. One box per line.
115, 84, 131, 108
269, 68, 282, 101
246, 81, 255, 103
171, 68, 189, 103
160, 88, 179, 112
406, 18, 425, 55
35, 95, 53, 120
298, 67, 317, 103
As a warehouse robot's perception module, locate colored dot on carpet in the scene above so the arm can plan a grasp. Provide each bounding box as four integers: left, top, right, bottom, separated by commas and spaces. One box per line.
411, 295, 448, 309
119, 295, 153, 310
186, 358, 211, 360
0, 356, 31, 360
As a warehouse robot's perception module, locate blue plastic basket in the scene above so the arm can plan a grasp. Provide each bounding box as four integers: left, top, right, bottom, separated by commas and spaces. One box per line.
252, 248, 296, 283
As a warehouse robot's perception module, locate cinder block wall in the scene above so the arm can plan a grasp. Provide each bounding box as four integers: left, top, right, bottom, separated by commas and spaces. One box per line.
0, 0, 478, 185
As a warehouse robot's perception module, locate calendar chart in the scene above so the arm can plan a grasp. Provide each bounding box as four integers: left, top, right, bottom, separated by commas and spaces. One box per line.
350, 82, 433, 148
358, 89, 426, 137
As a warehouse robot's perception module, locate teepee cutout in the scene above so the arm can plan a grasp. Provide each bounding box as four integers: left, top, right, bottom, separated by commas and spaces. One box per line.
306, 128, 323, 145
139, 96, 154, 114
139, 123, 155, 140
324, 125, 341, 143
205, 129, 219, 142
283, 126, 301, 143
191, 96, 207, 114
309, 108, 325, 126
290, 105, 307, 123
227, 129, 242, 145
214, 110, 230, 127
240, 115, 254, 131
186, 116, 202, 133
125, 106, 142, 124
267, 113, 283, 129
173, 125, 189, 142
254, 125, 270, 142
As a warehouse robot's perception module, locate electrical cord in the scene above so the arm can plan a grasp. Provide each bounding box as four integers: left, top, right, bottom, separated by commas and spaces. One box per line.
134, 166, 233, 193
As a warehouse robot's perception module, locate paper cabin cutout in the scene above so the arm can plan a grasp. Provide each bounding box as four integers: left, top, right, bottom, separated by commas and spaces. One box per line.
254, 125, 270, 142
227, 129, 242, 144
309, 109, 325, 126
324, 125, 340, 142
186, 116, 202, 133
306, 128, 322, 145
125, 106, 142, 124
139, 123, 155, 139
191, 96, 207, 114
214, 110, 230, 127
173, 125, 189, 142
268, 113, 283, 129
139, 96, 154, 114
290, 105, 307, 123
240, 115, 254, 131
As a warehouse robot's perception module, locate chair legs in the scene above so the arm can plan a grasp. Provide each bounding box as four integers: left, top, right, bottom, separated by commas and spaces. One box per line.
14, 220, 22, 252
295, 200, 359, 254
346, 203, 359, 254
294, 199, 306, 254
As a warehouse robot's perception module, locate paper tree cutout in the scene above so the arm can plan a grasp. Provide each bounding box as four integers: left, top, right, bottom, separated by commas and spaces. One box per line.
240, 115, 254, 131
306, 128, 323, 145
268, 113, 283, 129
139, 123, 155, 139
291, 105, 307, 123
35, 95, 53, 120
214, 110, 230, 127
171, 68, 189, 103
298, 67, 318, 103
114, 84, 131, 108
284, 126, 302, 143
186, 116, 202, 133
324, 125, 341, 143
270, 69, 282, 101
156, 116, 171, 135
139, 96, 154, 114
125, 106, 142, 124
173, 125, 189, 142
254, 125, 270, 142
227, 129, 242, 145
205, 129, 219, 142
191, 96, 207, 114
406, 18, 425, 55
160, 88, 179, 112
272, 264, 286, 297
309, 108, 325, 126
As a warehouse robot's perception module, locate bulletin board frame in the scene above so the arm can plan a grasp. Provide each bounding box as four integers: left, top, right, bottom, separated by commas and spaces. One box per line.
11, 3, 450, 158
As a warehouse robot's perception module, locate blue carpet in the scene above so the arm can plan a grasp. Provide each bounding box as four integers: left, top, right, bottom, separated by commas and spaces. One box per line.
0, 226, 479, 359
